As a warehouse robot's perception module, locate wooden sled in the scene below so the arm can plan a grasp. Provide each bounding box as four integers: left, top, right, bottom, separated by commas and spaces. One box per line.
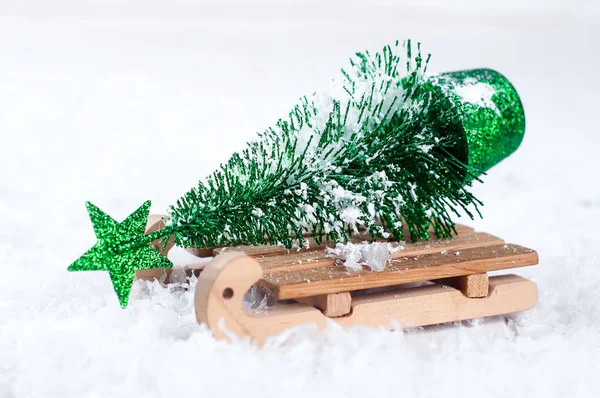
137, 218, 538, 345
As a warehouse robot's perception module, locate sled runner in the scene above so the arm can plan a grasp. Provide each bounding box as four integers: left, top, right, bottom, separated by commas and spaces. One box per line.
136, 216, 538, 345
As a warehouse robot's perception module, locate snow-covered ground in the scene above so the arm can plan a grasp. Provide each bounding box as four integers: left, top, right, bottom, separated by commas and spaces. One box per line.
1, 2, 599, 397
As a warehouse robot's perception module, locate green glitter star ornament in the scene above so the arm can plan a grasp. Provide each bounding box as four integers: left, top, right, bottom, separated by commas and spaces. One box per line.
69, 200, 173, 307
69, 40, 526, 308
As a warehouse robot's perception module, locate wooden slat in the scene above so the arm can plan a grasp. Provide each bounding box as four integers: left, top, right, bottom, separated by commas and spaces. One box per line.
194, 228, 354, 258
211, 224, 475, 259
257, 231, 503, 274
258, 244, 538, 300
136, 227, 483, 283
214, 230, 372, 258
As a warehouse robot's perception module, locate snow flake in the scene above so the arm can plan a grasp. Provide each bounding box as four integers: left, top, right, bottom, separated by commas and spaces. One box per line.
252, 208, 264, 217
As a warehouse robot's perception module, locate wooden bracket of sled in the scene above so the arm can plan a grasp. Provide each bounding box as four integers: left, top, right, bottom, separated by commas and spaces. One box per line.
136, 217, 538, 345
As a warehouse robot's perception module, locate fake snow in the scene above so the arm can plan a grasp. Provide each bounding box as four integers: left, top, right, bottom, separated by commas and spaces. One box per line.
327, 241, 396, 272
452, 79, 501, 115
339, 206, 364, 226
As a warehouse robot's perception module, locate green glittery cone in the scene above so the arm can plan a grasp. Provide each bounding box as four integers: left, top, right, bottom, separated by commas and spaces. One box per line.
427, 68, 525, 175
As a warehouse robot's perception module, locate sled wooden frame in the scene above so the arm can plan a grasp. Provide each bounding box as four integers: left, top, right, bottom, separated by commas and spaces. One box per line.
138, 218, 538, 345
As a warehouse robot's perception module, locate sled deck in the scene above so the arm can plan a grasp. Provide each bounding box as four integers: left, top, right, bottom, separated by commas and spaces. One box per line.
136, 218, 538, 345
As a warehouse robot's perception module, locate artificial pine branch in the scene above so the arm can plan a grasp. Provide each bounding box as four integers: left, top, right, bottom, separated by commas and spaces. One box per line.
166, 40, 483, 250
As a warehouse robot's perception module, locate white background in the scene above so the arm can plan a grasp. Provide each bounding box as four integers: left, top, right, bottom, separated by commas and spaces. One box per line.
1, 1, 599, 397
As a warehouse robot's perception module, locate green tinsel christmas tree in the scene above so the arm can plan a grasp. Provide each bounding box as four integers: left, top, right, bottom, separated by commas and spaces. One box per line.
68, 40, 525, 307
